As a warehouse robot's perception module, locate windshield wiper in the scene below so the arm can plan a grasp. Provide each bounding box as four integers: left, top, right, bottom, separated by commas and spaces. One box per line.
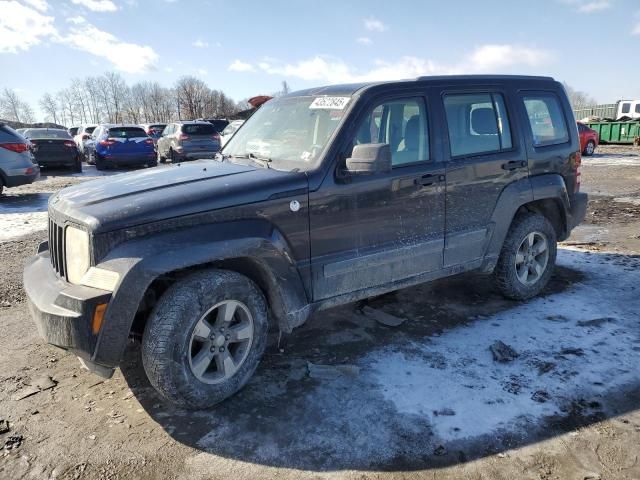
248, 152, 272, 169
223, 152, 272, 169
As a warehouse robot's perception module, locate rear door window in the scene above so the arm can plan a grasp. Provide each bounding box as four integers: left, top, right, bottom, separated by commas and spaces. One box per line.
635, 104, 640, 114
443, 93, 512, 157
523, 94, 569, 147
183, 124, 216, 135
108, 127, 147, 138
621, 103, 631, 114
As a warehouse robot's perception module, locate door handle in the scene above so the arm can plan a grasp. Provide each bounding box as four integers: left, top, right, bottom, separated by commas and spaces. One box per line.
415, 174, 445, 187
501, 160, 527, 170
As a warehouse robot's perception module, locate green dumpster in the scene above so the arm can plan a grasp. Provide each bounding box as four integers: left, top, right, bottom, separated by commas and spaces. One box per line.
586, 121, 640, 144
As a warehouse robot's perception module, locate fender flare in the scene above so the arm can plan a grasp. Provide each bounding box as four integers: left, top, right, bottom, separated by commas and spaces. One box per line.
91, 219, 310, 368
482, 174, 570, 270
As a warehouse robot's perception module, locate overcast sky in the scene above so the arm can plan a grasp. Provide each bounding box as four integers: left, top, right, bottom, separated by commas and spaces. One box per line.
1, 0, 640, 120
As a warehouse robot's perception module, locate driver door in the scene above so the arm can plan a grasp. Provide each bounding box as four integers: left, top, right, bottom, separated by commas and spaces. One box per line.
309, 94, 446, 300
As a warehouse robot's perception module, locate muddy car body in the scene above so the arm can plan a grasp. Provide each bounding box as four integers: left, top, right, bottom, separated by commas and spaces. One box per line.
24, 75, 588, 408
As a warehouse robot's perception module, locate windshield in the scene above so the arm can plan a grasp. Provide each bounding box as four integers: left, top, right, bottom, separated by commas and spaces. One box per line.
24, 129, 72, 139
108, 127, 147, 138
223, 95, 351, 170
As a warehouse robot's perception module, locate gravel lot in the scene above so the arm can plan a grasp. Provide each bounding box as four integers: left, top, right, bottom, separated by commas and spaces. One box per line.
1, 147, 639, 480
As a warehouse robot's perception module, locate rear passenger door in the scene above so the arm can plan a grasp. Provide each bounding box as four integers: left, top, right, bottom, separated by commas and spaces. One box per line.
440, 89, 528, 266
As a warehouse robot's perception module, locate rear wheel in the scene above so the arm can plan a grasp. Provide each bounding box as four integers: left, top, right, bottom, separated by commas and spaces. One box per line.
584, 140, 596, 156
169, 148, 176, 163
95, 154, 107, 171
73, 158, 82, 173
0, 178, 4, 195
494, 212, 557, 300
157, 150, 166, 164
141, 269, 269, 409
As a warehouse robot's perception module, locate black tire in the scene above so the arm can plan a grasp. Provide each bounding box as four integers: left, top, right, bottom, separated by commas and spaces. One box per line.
583, 140, 596, 156
494, 212, 557, 301
73, 158, 82, 173
95, 154, 106, 171
0, 178, 4, 196
142, 269, 269, 409
147, 158, 158, 168
157, 150, 166, 164
169, 148, 177, 163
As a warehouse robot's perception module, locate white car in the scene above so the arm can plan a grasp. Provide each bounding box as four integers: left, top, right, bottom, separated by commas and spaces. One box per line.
220, 120, 244, 147
74, 124, 98, 160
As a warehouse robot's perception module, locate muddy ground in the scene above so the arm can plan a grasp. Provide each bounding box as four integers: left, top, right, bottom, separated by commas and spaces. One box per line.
1, 147, 639, 479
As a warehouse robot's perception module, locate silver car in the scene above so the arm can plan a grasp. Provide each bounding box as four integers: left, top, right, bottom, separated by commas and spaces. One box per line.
74, 124, 98, 160
156, 121, 221, 163
0, 124, 40, 195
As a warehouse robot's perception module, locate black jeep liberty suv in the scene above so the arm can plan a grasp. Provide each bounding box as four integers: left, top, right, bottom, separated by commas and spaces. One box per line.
24, 75, 588, 409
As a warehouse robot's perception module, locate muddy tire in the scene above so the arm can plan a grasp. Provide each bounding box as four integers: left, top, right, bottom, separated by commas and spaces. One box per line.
142, 269, 268, 409
494, 212, 557, 301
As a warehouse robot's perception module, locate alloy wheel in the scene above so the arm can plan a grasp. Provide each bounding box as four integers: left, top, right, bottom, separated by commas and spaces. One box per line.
187, 300, 254, 384
514, 231, 549, 286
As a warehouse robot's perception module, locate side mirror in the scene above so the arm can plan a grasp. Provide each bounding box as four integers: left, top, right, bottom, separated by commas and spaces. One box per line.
346, 143, 392, 175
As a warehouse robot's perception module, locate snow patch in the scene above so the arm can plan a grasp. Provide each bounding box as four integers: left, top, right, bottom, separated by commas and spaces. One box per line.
366, 249, 640, 441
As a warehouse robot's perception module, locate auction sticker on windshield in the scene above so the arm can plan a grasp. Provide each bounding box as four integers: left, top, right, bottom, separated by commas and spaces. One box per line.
309, 97, 350, 110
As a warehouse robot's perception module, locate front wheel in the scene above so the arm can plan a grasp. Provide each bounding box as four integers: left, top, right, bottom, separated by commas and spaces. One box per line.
142, 269, 269, 409
494, 212, 557, 301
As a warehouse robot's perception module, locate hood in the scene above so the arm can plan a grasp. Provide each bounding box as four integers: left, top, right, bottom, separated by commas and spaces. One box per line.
50, 160, 308, 233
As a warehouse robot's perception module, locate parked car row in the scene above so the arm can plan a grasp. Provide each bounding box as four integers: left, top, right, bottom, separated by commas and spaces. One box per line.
65, 118, 243, 170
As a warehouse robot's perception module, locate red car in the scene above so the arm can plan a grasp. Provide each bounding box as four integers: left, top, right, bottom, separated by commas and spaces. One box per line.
577, 122, 599, 156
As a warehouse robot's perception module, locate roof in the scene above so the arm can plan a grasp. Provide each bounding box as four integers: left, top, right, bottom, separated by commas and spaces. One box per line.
288, 75, 557, 98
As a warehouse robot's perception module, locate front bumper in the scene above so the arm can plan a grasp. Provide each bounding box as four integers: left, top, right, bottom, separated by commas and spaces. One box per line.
567, 192, 588, 231
24, 250, 114, 377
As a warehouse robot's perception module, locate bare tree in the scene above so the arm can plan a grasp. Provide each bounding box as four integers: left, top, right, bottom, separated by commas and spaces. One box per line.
0, 88, 35, 123
39, 93, 59, 124
84, 77, 103, 123
103, 72, 128, 123
175, 76, 211, 119
563, 82, 596, 108
3, 70, 244, 125
57, 88, 77, 126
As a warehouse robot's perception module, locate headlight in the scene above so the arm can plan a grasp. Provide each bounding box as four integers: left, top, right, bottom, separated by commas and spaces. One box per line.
65, 226, 90, 284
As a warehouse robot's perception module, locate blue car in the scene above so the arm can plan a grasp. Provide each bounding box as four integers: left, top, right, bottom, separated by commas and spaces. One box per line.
87, 124, 156, 170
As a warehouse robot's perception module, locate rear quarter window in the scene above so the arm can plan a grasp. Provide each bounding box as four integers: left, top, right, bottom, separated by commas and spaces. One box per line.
523, 94, 569, 147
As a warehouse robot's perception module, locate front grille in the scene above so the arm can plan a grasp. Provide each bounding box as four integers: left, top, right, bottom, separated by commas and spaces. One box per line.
48, 219, 66, 278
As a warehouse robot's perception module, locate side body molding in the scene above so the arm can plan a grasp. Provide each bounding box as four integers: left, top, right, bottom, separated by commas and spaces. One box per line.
91, 219, 310, 368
